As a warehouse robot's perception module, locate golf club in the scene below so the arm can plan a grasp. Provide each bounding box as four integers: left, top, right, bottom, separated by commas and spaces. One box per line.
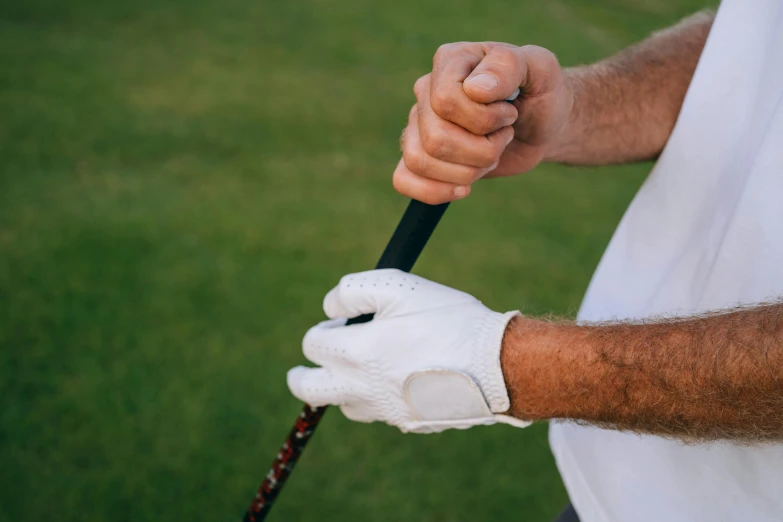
244, 90, 519, 521
243, 199, 450, 521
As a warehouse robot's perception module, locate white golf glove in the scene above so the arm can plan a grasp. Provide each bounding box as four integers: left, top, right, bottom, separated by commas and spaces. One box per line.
287, 268, 530, 433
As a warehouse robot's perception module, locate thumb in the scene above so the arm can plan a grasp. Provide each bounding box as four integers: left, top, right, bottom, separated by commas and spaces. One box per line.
463, 46, 526, 104
464, 45, 561, 105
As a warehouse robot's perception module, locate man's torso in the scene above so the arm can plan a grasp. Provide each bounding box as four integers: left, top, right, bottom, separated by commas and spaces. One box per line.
550, 1, 783, 520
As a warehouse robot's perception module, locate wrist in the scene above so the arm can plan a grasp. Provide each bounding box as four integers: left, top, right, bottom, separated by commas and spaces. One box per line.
471, 310, 521, 414
500, 315, 589, 420
541, 66, 586, 163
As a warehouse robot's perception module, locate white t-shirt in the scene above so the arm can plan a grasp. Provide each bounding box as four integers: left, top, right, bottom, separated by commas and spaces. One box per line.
549, 1, 783, 521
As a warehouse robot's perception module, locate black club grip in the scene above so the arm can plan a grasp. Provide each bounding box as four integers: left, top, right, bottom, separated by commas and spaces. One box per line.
346, 200, 449, 325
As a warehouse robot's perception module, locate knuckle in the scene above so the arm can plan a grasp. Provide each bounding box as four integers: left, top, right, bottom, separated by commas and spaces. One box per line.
473, 111, 500, 135
542, 48, 558, 66
429, 87, 455, 119
522, 45, 561, 77
489, 46, 518, 67
392, 168, 409, 195
421, 126, 451, 159
478, 143, 503, 167
413, 75, 429, 98
523, 44, 557, 63
338, 272, 358, 289
459, 167, 484, 185
402, 146, 425, 174
302, 331, 315, 356
434, 42, 458, 61
302, 340, 317, 360
378, 268, 404, 281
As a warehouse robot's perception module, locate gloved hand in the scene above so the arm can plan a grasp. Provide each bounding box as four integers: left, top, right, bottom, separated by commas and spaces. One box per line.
287, 268, 530, 433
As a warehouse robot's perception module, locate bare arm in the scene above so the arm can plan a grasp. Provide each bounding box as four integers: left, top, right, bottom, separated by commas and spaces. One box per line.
501, 303, 783, 442
546, 11, 715, 165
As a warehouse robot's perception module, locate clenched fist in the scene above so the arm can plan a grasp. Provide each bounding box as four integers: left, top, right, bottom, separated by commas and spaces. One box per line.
395, 42, 574, 204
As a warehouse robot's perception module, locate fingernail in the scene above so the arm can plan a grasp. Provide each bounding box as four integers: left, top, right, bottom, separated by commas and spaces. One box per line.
465, 73, 498, 91
503, 106, 519, 126
453, 186, 469, 198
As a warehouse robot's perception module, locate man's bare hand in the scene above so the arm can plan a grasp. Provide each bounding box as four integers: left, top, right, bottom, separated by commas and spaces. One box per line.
395, 42, 574, 204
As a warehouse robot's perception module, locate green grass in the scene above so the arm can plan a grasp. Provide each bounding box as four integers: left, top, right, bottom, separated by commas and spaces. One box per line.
0, 0, 713, 520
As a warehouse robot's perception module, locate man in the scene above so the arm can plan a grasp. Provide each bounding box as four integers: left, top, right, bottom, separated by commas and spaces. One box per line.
288, 1, 783, 521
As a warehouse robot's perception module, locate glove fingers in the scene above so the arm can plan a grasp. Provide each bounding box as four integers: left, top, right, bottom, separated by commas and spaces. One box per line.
323, 268, 416, 319
303, 317, 378, 368
323, 269, 477, 320
286, 366, 353, 407
302, 318, 352, 367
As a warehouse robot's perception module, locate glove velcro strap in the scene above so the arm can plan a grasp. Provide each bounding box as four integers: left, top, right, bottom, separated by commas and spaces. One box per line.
404, 370, 493, 421
402, 369, 530, 433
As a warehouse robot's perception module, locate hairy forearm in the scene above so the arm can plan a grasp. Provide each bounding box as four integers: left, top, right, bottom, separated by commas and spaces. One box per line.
501, 303, 783, 442
544, 11, 714, 165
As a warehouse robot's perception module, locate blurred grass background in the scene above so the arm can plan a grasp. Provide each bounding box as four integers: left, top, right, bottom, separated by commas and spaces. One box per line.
1, 0, 713, 520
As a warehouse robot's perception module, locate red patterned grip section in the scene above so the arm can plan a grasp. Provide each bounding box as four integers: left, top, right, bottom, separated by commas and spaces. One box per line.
244, 405, 326, 521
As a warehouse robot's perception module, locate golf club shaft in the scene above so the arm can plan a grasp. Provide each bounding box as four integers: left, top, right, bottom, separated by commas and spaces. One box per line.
244, 199, 450, 521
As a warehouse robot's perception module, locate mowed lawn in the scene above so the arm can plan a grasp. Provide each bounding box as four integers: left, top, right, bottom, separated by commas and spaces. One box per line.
0, 0, 713, 520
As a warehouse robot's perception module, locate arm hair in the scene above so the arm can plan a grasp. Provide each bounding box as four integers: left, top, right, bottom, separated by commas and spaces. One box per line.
545, 11, 715, 165
502, 301, 783, 443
